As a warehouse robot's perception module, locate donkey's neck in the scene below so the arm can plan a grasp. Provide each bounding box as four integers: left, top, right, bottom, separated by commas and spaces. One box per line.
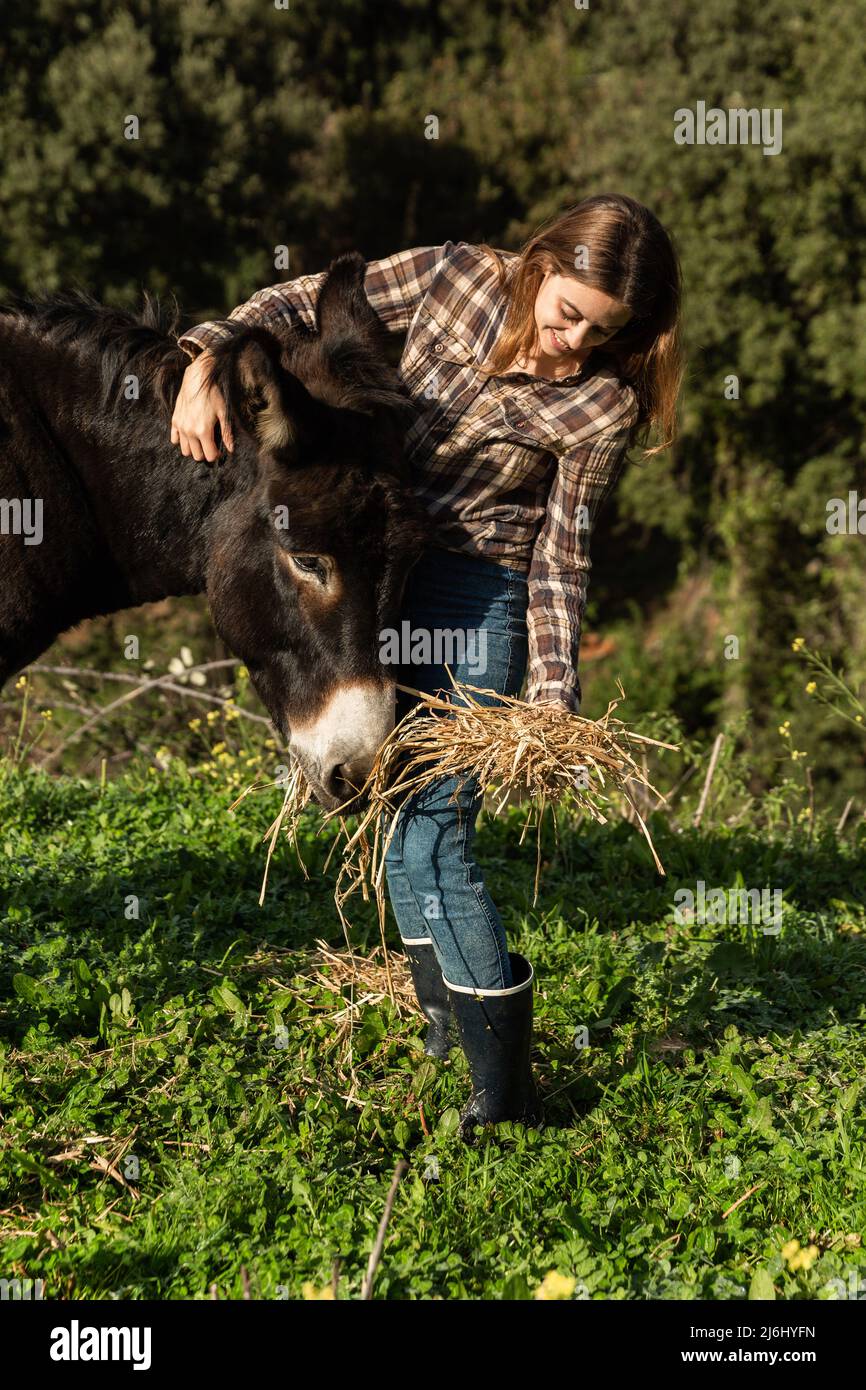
50, 351, 258, 608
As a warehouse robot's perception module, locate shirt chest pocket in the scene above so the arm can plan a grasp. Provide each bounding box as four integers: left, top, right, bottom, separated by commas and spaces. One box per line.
484, 397, 565, 462
400, 303, 476, 396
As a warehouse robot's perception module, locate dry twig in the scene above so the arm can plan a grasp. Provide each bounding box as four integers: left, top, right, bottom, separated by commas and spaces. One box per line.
360, 1160, 409, 1300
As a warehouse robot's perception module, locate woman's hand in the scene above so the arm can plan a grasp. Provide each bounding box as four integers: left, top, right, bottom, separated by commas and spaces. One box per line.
170, 351, 234, 462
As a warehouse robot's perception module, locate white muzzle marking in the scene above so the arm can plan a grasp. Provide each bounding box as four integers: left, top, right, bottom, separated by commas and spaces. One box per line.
288, 680, 395, 788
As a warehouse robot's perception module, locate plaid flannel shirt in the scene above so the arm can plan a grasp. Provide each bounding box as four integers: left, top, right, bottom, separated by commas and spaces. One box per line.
178, 241, 638, 712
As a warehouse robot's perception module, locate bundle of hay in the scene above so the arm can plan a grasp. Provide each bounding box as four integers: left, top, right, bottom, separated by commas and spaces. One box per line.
232, 671, 677, 944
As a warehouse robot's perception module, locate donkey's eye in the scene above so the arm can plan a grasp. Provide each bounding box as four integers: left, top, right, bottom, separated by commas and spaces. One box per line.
290, 554, 327, 581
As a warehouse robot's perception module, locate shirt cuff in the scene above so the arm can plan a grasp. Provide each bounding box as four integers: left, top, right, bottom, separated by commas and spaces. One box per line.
176, 323, 237, 359
523, 678, 581, 714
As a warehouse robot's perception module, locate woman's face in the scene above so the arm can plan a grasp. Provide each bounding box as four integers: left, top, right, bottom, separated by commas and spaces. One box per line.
533, 269, 632, 365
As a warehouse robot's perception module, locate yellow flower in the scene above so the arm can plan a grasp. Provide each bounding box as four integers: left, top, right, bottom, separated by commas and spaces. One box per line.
534, 1270, 577, 1300
791, 637, 806, 652
211, 742, 227, 755
206, 710, 220, 724
778, 722, 791, 738
237, 665, 249, 681
15, 675, 27, 690
301, 1282, 335, 1300
784, 1240, 819, 1272
805, 681, 817, 695
857, 715, 863, 724
39, 709, 53, 720
188, 718, 201, 731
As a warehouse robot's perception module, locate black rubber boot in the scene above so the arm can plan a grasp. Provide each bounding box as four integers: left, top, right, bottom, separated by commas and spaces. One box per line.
446, 953, 543, 1140
402, 937, 455, 1059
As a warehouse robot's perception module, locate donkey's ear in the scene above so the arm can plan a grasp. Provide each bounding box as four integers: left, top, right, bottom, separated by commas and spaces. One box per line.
234, 336, 297, 454
314, 251, 383, 346
207, 328, 318, 459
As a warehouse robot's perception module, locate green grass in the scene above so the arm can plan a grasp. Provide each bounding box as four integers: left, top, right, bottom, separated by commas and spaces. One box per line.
1, 756, 865, 1300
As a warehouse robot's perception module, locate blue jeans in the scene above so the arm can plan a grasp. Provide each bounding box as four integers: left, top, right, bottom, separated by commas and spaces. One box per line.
383, 545, 529, 990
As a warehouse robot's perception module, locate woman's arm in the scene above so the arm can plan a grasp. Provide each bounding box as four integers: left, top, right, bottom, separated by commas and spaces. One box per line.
178, 242, 456, 359
171, 244, 456, 460
524, 394, 638, 712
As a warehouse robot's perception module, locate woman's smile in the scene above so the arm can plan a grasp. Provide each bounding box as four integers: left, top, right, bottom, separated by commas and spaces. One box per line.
548, 327, 571, 351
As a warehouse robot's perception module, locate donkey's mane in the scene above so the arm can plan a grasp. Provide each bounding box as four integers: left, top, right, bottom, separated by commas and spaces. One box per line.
0, 289, 187, 414
1, 285, 417, 426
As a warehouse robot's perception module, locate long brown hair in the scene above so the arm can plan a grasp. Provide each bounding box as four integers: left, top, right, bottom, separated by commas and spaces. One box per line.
477, 194, 683, 455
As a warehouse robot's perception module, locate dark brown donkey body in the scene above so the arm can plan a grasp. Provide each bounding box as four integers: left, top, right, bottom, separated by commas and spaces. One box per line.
0, 254, 428, 807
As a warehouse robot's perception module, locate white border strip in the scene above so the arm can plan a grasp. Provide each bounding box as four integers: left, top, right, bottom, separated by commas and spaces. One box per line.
443, 960, 533, 998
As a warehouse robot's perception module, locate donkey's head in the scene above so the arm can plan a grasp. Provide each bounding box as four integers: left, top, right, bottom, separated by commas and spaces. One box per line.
202, 254, 428, 810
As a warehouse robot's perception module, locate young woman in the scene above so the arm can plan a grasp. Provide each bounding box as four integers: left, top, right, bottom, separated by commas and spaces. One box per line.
171, 193, 683, 1140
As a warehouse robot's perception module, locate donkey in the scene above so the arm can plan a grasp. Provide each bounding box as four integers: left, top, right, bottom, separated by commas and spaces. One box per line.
0, 254, 429, 808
